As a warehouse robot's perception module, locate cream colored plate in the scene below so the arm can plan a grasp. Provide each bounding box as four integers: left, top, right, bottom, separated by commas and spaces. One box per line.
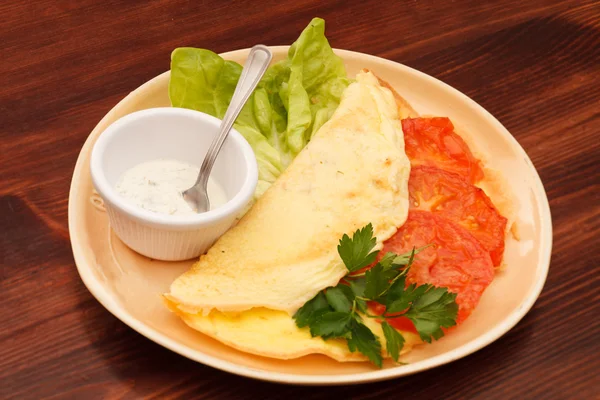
68, 47, 552, 385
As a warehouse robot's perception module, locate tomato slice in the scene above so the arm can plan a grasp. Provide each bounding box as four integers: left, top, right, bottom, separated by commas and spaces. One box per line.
382, 210, 494, 324
409, 166, 507, 266
402, 117, 484, 183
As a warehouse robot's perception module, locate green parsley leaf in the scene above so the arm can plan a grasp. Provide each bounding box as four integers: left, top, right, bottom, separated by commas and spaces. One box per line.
337, 223, 379, 272
378, 252, 397, 269
294, 292, 329, 328
381, 321, 405, 362
386, 279, 423, 314
347, 321, 383, 367
380, 248, 417, 282
404, 286, 458, 342
349, 276, 366, 297
382, 268, 400, 283
310, 311, 352, 338
364, 263, 388, 302
348, 277, 367, 313
354, 299, 367, 315
306, 308, 332, 334
325, 285, 354, 313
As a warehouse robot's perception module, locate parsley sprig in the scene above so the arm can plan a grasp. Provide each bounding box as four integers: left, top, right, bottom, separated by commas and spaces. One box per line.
293, 223, 459, 367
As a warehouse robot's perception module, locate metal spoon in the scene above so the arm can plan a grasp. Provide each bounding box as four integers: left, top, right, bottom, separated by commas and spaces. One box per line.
183, 45, 272, 213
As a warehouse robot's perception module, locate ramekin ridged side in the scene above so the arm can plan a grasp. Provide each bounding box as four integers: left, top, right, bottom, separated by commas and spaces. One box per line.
104, 203, 235, 261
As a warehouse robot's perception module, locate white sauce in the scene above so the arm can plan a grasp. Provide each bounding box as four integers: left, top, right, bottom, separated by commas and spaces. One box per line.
115, 159, 228, 216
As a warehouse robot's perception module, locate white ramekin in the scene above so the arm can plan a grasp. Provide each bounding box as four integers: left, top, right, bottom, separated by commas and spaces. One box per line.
89, 107, 258, 261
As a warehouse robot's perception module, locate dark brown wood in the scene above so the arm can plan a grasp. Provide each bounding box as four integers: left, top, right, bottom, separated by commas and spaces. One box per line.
1, 0, 599, 398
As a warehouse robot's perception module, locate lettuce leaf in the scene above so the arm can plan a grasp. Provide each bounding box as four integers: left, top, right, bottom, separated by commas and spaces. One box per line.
169, 18, 348, 198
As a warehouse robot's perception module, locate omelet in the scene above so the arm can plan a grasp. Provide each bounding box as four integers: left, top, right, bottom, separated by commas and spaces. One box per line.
164, 299, 422, 361
164, 71, 418, 361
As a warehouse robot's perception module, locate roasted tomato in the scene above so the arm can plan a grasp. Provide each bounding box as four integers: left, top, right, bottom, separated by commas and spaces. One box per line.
381, 210, 494, 324
408, 166, 507, 266
402, 117, 484, 183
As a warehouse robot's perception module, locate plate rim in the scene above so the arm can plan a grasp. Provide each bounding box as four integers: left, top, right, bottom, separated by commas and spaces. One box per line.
68, 46, 553, 385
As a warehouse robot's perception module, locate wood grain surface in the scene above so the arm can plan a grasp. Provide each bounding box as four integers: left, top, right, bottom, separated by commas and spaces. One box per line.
1, 0, 599, 398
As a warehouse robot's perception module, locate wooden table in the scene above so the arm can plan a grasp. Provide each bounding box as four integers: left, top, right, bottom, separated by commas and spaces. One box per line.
2, 0, 598, 398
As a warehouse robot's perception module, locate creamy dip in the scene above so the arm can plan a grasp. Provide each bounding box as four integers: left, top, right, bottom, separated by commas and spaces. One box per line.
115, 159, 228, 216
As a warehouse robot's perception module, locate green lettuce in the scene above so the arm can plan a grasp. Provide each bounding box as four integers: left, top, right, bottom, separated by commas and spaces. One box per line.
169, 18, 349, 198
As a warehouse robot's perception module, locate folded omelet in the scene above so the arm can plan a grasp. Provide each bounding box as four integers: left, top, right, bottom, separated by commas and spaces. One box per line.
164, 71, 420, 361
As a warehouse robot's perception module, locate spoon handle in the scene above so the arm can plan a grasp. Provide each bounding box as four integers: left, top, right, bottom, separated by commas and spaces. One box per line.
195, 45, 273, 188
